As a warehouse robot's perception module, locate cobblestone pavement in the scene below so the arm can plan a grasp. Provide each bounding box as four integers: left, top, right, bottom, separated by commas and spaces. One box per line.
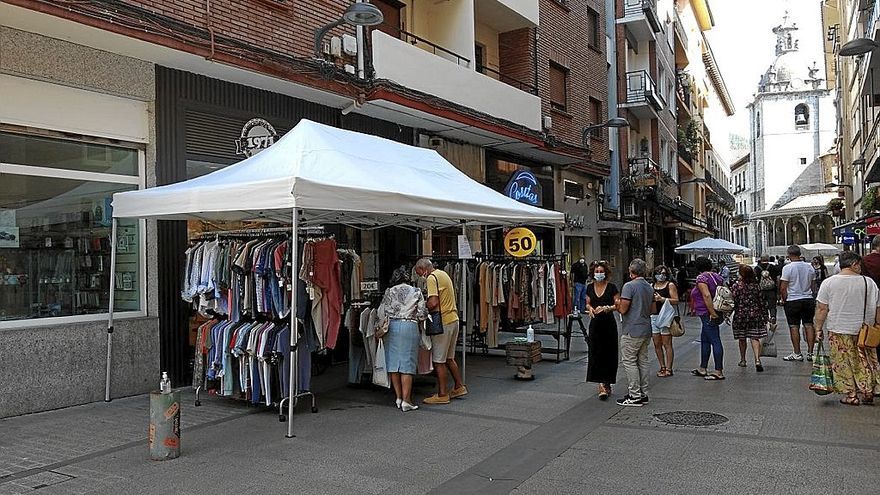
1, 308, 878, 494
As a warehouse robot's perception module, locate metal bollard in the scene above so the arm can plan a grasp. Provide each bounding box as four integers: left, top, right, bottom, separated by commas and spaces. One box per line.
149, 390, 181, 461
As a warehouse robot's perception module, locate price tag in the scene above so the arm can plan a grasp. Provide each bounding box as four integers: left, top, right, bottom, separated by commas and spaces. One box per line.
504, 227, 537, 258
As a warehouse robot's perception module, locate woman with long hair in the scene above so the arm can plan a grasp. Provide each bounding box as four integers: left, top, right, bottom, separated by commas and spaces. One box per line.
651, 265, 679, 377
585, 261, 620, 400
731, 264, 768, 372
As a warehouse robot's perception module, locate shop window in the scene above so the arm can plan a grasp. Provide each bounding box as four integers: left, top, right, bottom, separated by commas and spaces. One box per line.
795, 103, 809, 129
0, 131, 142, 323
550, 62, 569, 112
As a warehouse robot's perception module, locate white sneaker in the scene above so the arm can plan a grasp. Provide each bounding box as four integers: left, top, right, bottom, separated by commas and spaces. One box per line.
401, 401, 419, 412
783, 353, 804, 362
806, 353, 814, 362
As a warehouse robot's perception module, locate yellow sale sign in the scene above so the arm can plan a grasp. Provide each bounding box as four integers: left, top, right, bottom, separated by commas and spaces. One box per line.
504, 227, 537, 257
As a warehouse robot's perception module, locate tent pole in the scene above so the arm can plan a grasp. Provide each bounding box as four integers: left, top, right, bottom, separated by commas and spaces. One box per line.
460, 223, 466, 384
286, 209, 299, 438
105, 218, 118, 402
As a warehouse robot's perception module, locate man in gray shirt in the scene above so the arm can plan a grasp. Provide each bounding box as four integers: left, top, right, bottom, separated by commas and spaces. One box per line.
617, 259, 654, 407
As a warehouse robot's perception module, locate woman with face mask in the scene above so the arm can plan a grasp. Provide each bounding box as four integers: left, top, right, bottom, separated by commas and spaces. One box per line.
585, 261, 620, 400
812, 255, 828, 295
651, 265, 679, 377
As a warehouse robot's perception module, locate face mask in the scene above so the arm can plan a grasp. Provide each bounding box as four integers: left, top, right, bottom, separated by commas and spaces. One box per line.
655, 274, 667, 282
579, 258, 586, 264
593, 273, 606, 281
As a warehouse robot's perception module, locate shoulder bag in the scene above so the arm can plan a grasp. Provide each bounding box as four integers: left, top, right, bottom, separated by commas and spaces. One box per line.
858, 276, 880, 348
425, 273, 445, 336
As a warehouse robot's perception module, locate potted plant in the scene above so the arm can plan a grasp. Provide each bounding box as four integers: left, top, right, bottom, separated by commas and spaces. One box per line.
827, 197, 844, 216
862, 186, 877, 213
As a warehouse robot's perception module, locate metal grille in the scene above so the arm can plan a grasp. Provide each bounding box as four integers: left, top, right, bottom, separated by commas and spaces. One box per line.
654, 411, 729, 427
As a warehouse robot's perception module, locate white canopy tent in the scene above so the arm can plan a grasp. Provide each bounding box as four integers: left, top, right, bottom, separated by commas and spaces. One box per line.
108, 119, 565, 437
674, 237, 751, 255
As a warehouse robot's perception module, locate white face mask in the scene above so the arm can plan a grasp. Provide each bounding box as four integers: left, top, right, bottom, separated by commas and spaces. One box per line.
594, 272, 606, 281
655, 274, 667, 282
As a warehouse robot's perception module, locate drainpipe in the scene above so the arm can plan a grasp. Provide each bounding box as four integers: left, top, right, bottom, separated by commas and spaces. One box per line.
606, 0, 621, 212
356, 0, 365, 79
205, 0, 216, 60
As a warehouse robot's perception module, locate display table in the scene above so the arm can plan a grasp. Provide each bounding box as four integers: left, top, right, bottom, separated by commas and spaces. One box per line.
505, 341, 541, 380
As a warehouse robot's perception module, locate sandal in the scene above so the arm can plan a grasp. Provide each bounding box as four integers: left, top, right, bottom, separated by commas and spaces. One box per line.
598, 386, 609, 401
691, 369, 707, 377
840, 396, 860, 406
657, 367, 668, 377
738, 360, 747, 367
755, 362, 764, 372
704, 374, 726, 380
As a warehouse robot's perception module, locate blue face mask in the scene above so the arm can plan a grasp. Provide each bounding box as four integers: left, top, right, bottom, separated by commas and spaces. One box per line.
594, 272, 606, 281
655, 274, 667, 282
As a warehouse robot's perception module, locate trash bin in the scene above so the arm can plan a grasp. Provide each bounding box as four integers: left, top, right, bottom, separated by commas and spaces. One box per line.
149, 390, 181, 460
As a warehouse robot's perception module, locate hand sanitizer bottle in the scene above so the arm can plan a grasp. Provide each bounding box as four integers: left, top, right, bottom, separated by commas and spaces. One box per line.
160, 372, 171, 394
526, 325, 535, 343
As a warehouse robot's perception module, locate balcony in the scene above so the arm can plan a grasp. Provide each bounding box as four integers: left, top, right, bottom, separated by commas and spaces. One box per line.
620, 70, 666, 120
622, 157, 679, 211
476, 0, 539, 30
705, 170, 735, 209
617, 0, 661, 41
673, 10, 689, 66
733, 213, 747, 224
676, 71, 694, 119
675, 200, 695, 224
371, 30, 542, 131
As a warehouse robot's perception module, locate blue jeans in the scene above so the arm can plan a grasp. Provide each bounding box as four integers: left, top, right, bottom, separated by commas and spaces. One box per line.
574, 282, 587, 312
700, 315, 724, 371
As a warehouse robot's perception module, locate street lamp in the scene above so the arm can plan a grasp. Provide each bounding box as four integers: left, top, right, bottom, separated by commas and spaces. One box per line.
314, 2, 384, 59
582, 117, 629, 147
826, 182, 854, 190
839, 37, 878, 57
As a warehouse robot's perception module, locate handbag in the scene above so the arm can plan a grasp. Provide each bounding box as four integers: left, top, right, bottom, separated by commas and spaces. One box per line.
858, 276, 880, 348
760, 322, 777, 357
668, 302, 685, 337
425, 274, 445, 336
375, 317, 389, 339
808, 342, 834, 395
372, 339, 390, 388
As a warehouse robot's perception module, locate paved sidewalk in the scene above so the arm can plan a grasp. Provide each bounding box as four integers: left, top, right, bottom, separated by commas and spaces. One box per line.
1, 309, 878, 494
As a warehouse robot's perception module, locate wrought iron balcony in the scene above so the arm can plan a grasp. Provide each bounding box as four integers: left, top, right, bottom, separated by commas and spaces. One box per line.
621, 70, 666, 120
733, 213, 747, 224
705, 170, 735, 208
619, 0, 661, 40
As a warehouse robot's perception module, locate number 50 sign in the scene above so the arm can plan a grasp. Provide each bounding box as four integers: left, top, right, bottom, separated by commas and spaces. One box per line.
504, 227, 537, 257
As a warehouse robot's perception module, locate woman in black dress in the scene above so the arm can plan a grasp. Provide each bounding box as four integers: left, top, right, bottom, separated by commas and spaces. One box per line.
585, 261, 620, 400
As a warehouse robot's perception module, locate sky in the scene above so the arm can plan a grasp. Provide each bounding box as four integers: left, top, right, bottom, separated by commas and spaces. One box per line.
703, 0, 826, 164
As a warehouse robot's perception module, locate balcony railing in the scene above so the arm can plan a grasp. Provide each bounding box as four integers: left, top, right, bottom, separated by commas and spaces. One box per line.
705, 170, 735, 207
399, 29, 470, 67
733, 213, 747, 224
676, 71, 693, 112
477, 64, 537, 95
673, 10, 688, 47
624, 70, 666, 110
624, 0, 656, 18
675, 200, 695, 224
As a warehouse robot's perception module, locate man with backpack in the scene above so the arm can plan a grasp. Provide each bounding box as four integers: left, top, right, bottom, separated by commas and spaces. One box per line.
754, 255, 779, 328
779, 245, 817, 362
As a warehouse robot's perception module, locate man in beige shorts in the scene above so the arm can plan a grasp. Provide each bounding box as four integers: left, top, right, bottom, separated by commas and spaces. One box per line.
414, 258, 468, 405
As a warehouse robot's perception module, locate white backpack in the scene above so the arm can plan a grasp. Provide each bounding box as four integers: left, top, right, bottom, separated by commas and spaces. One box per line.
759, 269, 776, 291
713, 284, 735, 313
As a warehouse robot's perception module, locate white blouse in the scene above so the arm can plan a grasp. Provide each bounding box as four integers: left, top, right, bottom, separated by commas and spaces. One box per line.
378, 284, 428, 321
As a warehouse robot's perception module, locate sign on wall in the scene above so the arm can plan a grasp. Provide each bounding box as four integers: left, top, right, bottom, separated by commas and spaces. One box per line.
235, 118, 278, 157
868, 217, 880, 236
504, 170, 543, 206
504, 227, 537, 257
842, 232, 857, 245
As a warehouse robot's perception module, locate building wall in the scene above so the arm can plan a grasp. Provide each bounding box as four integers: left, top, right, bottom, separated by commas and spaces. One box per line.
0, 27, 159, 417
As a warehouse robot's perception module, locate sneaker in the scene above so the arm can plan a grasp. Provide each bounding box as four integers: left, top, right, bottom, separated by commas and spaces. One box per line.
638, 395, 649, 404
806, 353, 814, 362
783, 353, 804, 362
449, 385, 469, 399
423, 394, 451, 405
616, 395, 644, 407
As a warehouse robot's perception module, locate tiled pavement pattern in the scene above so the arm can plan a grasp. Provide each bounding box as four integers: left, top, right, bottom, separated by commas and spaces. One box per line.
1, 307, 878, 494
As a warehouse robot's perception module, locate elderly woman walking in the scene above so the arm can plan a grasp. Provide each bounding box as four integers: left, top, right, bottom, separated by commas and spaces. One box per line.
731, 264, 768, 372
691, 256, 726, 380
377, 268, 428, 412
814, 252, 880, 405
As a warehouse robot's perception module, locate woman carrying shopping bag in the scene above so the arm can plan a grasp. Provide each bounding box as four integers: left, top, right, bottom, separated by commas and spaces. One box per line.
650, 265, 679, 377
377, 268, 428, 412
813, 252, 880, 405
731, 265, 769, 372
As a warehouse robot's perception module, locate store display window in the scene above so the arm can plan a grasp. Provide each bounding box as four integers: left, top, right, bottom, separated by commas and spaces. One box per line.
0, 131, 143, 322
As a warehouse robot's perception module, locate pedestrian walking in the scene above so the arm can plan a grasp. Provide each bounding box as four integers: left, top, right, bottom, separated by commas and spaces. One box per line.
616, 259, 654, 407
585, 261, 620, 400
731, 265, 768, 372
812, 255, 828, 292
779, 245, 817, 362
414, 258, 467, 405
377, 268, 428, 412
691, 256, 726, 380
813, 252, 880, 406
650, 265, 678, 377
860, 236, 880, 289
754, 255, 780, 327
571, 256, 589, 313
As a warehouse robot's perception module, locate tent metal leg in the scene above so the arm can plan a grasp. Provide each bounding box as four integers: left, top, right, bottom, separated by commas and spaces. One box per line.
460, 223, 467, 384
105, 218, 118, 402
284, 209, 316, 437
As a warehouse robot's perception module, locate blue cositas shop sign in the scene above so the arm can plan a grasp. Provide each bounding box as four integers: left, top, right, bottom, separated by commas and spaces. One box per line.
842, 232, 857, 245
504, 170, 543, 206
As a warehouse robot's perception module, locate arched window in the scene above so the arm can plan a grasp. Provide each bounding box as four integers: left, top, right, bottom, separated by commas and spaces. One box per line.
795, 103, 809, 129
